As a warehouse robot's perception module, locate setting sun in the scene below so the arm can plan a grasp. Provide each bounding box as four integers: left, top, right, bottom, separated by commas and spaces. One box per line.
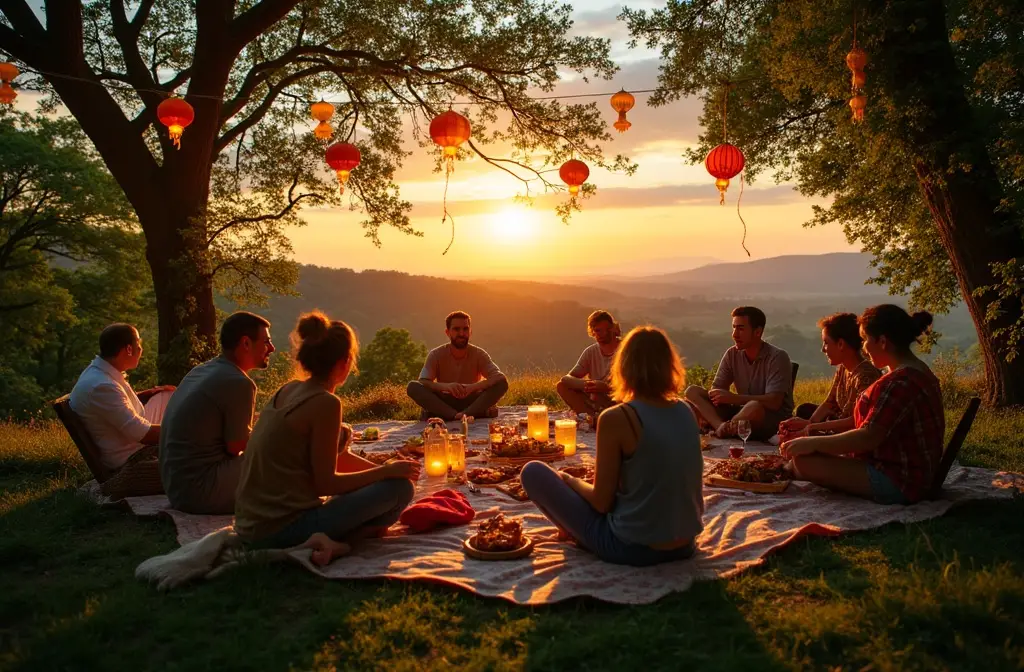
490, 205, 541, 243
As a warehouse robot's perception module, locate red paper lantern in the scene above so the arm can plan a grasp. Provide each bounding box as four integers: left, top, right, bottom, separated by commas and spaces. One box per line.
846, 46, 867, 73
0, 62, 18, 105
849, 94, 867, 123
429, 110, 471, 173
157, 97, 194, 149
559, 159, 590, 196
325, 142, 361, 194
705, 143, 746, 205
610, 89, 635, 133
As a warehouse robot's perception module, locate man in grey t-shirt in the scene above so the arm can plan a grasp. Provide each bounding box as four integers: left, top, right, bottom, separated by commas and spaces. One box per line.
159, 312, 276, 514
557, 310, 621, 414
406, 310, 508, 421
684, 306, 794, 441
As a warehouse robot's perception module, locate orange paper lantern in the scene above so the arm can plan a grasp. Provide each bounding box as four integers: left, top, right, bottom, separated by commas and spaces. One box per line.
0, 62, 19, 105
846, 46, 867, 73
610, 89, 635, 133
851, 70, 866, 89
157, 97, 194, 149
325, 142, 361, 194
705, 143, 746, 205
429, 110, 471, 173
849, 94, 867, 123
310, 100, 335, 140
559, 159, 590, 196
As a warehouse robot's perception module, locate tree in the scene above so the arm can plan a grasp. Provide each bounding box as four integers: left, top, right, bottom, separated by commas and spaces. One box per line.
348, 326, 427, 391
0, 109, 151, 417
623, 0, 1024, 406
0, 1, 630, 383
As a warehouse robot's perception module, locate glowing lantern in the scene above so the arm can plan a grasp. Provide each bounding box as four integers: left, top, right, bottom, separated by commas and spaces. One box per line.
846, 46, 867, 73
851, 70, 866, 89
849, 94, 867, 123
325, 142, 361, 194
559, 159, 590, 196
310, 100, 335, 140
157, 96, 194, 149
610, 89, 635, 133
704, 143, 746, 205
0, 62, 19, 105
429, 110, 471, 173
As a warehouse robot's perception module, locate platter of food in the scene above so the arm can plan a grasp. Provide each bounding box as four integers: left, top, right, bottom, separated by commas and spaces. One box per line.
399, 435, 425, 457
352, 427, 382, 444
704, 454, 791, 493
558, 464, 595, 483
353, 448, 401, 465
489, 436, 564, 464
496, 477, 529, 501
463, 513, 533, 560
467, 466, 521, 486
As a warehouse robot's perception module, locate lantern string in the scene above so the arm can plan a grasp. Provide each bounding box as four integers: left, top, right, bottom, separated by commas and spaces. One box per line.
441, 170, 455, 256
736, 171, 750, 257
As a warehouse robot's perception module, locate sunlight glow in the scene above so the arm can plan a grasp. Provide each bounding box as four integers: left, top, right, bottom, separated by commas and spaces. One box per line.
490, 205, 541, 244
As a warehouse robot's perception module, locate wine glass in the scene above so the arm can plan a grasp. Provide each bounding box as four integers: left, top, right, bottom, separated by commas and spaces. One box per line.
736, 419, 752, 452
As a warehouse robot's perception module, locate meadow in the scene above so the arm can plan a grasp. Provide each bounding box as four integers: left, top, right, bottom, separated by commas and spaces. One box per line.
1, 374, 1023, 671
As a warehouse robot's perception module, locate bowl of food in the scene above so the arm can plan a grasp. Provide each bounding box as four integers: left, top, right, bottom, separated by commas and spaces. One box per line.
463, 513, 533, 560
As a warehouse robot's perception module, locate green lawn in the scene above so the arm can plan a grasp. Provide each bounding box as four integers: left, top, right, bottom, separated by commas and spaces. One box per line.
2, 378, 1023, 671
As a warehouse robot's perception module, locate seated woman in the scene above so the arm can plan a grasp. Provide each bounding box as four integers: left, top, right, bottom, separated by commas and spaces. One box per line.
520, 326, 704, 566
781, 312, 881, 438
780, 305, 944, 505
234, 312, 419, 565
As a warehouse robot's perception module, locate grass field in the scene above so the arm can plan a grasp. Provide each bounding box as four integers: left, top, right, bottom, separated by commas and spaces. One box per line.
2, 376, 1023, 671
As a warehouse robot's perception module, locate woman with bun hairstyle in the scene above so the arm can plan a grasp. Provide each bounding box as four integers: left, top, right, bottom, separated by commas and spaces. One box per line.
781, 305, 944, 504
235, 311, 419, 564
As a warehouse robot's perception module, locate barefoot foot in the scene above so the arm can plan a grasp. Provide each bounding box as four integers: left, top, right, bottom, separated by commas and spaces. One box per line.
302, 532, 351, 567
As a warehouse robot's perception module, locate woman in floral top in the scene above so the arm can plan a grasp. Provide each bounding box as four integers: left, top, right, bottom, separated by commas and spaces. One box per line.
780, 312, 881, 439
780, 305, 944, 504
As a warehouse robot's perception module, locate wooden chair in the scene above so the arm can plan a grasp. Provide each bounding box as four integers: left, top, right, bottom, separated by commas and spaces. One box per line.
929, 397, 981, 499
52, 394, 115, 484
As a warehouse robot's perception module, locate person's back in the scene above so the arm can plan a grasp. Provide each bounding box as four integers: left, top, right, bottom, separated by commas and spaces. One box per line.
608, 400, 704, 547
235, 382, 327, 541
160, 356, 256, 513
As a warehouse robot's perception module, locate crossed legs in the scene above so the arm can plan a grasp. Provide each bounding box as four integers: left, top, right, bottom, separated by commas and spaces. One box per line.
683, 386, 770, 439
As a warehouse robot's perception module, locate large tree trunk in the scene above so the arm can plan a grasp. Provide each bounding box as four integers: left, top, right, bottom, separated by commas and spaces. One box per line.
874, 0, 1024, 406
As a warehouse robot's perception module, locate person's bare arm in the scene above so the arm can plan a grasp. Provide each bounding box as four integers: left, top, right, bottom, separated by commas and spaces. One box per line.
782, 425, 885, 458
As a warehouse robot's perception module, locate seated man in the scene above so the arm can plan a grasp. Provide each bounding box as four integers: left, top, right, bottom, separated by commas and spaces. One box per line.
406, 310, 508, 421
160, 311, 275, 514
69, 323, 175, 493
557, 310, 621, 414
684, 306, 794, 441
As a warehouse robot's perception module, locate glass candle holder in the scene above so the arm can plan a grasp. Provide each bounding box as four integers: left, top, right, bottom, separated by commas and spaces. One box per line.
423, 427, 449, 478
554, 419, 577, 455
527, 401, 548, 441
446, 434, 466, 482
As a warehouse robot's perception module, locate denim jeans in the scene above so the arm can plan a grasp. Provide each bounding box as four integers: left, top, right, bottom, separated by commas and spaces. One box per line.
866, 465, 910, 505
255, 478, 415, 548
519, 461, 696, 567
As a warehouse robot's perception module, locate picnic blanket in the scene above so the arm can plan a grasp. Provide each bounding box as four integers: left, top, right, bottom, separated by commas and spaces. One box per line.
91, 407, 1023, 605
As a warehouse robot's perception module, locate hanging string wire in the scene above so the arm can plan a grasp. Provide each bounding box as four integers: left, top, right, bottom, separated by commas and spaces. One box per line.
736, 172, 750, 257
441, 170, 455, 255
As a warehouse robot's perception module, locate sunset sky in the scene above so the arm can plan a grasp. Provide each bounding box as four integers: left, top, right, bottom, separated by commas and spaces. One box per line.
293, 1, 857, 278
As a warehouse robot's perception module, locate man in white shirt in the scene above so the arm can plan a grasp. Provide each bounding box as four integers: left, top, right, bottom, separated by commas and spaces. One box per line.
69, 323, 174, 472
557, 310, 622, 415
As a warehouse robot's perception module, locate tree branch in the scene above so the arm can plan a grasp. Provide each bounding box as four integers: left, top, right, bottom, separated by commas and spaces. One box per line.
229, 0, 301, 54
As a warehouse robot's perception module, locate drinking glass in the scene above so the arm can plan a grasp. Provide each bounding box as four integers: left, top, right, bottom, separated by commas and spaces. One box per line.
736, 419, 752, 450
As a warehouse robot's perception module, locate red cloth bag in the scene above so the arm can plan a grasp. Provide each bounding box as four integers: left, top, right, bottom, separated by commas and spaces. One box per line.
399, 488, 476, 533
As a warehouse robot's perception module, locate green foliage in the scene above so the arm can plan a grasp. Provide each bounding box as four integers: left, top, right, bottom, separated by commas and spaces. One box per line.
0, 110, 154, 418
621, 0, 1023, 319
346, 327, 428, 392
685, 363, 719, 390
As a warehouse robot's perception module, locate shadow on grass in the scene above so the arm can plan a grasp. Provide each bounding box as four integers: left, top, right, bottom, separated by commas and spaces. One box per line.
2, 478, 1024, 671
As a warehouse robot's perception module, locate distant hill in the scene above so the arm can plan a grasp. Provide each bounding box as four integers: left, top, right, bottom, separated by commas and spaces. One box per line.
630, 252, 887, 298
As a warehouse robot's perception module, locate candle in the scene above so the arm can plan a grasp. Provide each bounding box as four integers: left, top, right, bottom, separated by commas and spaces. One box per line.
527, 402, 548, 441
555, 419, 577, 455
426, 459, 448, 477
447, 435, 466, 482
423, 424, 448, 478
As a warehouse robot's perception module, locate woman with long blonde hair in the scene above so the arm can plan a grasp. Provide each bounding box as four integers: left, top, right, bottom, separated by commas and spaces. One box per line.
521, 326, 704, 566
234, 311, 420, 565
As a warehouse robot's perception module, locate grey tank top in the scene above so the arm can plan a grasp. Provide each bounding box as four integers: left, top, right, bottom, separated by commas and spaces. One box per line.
607, 400, 705, 547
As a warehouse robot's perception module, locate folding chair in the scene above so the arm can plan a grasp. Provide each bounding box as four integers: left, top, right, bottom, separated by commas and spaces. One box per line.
929, 397, 981, 499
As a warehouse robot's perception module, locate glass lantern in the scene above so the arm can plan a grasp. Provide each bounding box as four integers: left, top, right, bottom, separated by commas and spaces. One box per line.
554, 418, 577, 456
446, 434, 466, 483
527, 399, 549, 442
423, 423, 449, 478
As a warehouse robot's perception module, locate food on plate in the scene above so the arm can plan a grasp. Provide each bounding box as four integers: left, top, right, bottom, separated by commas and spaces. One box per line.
706, 454, 790, 483
464, 448, 481, 458
497, 478, 529, 501
362, 427, 380, 441
467, 466, 520, 485
401, 435, 426, 457
470, 438, 489, 446
559, 464, 595, 483
473, 513, 525, 552
354, 448, 401, 465
490, 436, 561, 458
